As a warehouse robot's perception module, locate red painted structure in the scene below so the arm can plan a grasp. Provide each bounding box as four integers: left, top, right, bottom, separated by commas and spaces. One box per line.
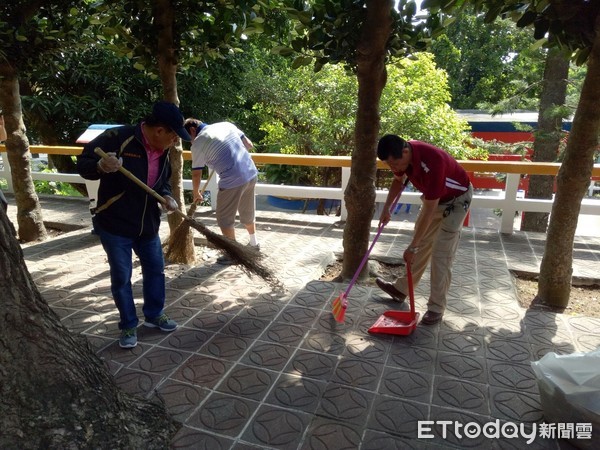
458, 110, 573, 192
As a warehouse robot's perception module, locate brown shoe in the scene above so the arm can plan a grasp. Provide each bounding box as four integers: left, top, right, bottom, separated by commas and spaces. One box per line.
421, 310, 443, 325
375, 278, 406, 304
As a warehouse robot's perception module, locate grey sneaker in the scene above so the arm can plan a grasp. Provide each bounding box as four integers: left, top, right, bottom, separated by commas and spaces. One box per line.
247, 242, 261, 251
119, 327, 138, 348
143, 313, 178, 332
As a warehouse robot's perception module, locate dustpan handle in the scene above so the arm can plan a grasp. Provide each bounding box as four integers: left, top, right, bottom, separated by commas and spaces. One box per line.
406, 261, 416, 314
343, 178, 410, 296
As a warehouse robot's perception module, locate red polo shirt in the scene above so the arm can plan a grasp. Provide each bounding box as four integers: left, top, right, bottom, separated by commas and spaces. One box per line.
393, 140, 470, 203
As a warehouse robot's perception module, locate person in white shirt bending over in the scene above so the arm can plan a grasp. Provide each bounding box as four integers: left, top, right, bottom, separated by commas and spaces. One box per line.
184, 118, 259, 264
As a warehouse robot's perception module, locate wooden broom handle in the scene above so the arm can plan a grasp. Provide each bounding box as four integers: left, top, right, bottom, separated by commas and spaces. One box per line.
94, 147, 188, 220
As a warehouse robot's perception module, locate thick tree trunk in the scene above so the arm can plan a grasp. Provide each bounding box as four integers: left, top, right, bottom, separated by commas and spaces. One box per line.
154, 0, 195, 264
538, 18, 600, 307
521, 47, 569, 232
0, 207, 178, 448
0, 64, 47, 242
342, 0, 393, 280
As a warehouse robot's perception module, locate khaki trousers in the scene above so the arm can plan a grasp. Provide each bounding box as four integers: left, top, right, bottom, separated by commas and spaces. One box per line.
393, 184, 473, 314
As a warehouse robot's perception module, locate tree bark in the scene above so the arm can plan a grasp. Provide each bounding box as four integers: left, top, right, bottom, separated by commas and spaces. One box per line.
521, 46, 569, 232
342, 0, 393, 280
0, 63, 47, 242
0, 207, 178, 448
537, 17, 600, 307
154, 0, 195, 264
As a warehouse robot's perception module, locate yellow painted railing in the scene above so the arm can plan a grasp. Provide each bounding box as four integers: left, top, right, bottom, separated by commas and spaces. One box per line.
1, 144, 599, 233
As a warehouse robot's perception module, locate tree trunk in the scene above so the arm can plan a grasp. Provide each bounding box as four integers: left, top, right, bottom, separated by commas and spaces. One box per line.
0, 207, 178, 448
521, 46, 569, 232
0, 63, 47, 242
154, 0, 195, 264
342, 0, 393, 280
537, 18, 600, 307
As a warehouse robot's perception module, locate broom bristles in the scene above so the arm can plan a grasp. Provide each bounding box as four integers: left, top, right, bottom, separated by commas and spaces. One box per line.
165, 202, 199, 263
180, 216, 276, 283
331, 293, 347, 323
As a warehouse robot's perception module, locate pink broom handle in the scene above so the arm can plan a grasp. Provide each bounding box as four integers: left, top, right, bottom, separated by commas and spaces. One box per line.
342, 178, 410, 297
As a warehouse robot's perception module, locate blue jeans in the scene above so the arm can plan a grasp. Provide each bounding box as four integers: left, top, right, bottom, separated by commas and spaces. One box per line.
96, 225, 166, 330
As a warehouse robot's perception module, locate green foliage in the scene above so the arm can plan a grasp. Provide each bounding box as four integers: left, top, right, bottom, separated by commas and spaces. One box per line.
94, 0, 288, 76
380, 53, 483, 160
250, 52, 486, 184
0, 2, 95, 74
430, 11, 545, 109
429, 0, 600, 66
22, 47, 161, 144
33, 170, 83, 197
273, 0, 433, 71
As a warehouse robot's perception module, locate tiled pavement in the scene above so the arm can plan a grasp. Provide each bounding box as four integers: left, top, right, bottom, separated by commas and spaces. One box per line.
9, 195, 600, 449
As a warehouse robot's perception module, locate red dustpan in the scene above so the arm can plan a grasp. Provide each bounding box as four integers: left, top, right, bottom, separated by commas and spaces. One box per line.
368, 261, 419, 336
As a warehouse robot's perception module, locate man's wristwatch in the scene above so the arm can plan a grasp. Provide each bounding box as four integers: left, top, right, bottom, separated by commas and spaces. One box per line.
407, 246, 420, 254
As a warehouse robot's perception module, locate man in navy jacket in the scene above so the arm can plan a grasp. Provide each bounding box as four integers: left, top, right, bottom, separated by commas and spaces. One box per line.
77, 101, 191, 348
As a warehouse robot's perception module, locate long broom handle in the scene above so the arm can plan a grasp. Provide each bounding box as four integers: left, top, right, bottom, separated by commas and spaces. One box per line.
342, 177, 410, 297
94, 147, 189, 222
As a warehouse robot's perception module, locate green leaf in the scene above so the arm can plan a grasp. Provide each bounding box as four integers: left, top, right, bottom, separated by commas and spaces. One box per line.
516, 10, 537, 28
271, 46, 295, 56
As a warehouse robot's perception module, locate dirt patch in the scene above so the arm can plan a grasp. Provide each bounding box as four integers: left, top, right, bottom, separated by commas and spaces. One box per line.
513, 274, 600, 318
320, 259, 403, 287
321, 260, 600, 318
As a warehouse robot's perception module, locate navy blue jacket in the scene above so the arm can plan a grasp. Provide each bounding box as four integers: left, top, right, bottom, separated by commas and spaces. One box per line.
77, 124, 172, 238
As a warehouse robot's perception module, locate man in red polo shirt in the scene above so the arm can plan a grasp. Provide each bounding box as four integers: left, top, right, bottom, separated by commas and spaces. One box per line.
376, 134, 473, 325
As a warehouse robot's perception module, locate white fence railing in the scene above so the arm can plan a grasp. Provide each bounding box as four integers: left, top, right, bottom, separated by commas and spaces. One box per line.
1, 147, 599, 234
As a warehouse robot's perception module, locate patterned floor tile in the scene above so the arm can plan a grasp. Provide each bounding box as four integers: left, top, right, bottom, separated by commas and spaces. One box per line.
216, 364, 277, 401
367, 394, 429, 437
241, 341, 292, 371
316, 382, 375, 425
186, 392, 259, 438
432, 376, 490, 415
284, 349, 338, 381
198, 333, 252, 361
300, 416, 362, 450
129, 346, 192, 375
489, 387, 543, 423
170, 426, 234, 450
438, 331, 485, 357
265, 373, 326, 413
158, 327, 213, 352
112, 367, 163, 399
487, 361, 538, 392
152, 379, 209, 422
330, 357, 383, 391
387, 345, 437, 373
435, 351, 488, 384
241, 404, 311, 448
259, 321, 309, 347
379, 367, 433, 403
171, 354, 232, 388
301, 329, 346, 355
426, 407, 493, 449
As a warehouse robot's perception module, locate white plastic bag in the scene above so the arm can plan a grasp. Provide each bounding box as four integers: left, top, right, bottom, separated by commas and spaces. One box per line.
531, 348, 600, 448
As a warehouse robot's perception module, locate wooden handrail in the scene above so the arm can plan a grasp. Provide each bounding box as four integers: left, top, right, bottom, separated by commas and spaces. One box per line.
1, 144, 599, 176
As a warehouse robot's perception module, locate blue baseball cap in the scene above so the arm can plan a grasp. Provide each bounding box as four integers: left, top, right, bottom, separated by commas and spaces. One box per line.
152, 101, 192, 141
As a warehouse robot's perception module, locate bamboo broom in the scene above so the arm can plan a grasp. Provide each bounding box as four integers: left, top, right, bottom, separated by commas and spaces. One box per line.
94, 148, 275, 282
165, 169, 214, 262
